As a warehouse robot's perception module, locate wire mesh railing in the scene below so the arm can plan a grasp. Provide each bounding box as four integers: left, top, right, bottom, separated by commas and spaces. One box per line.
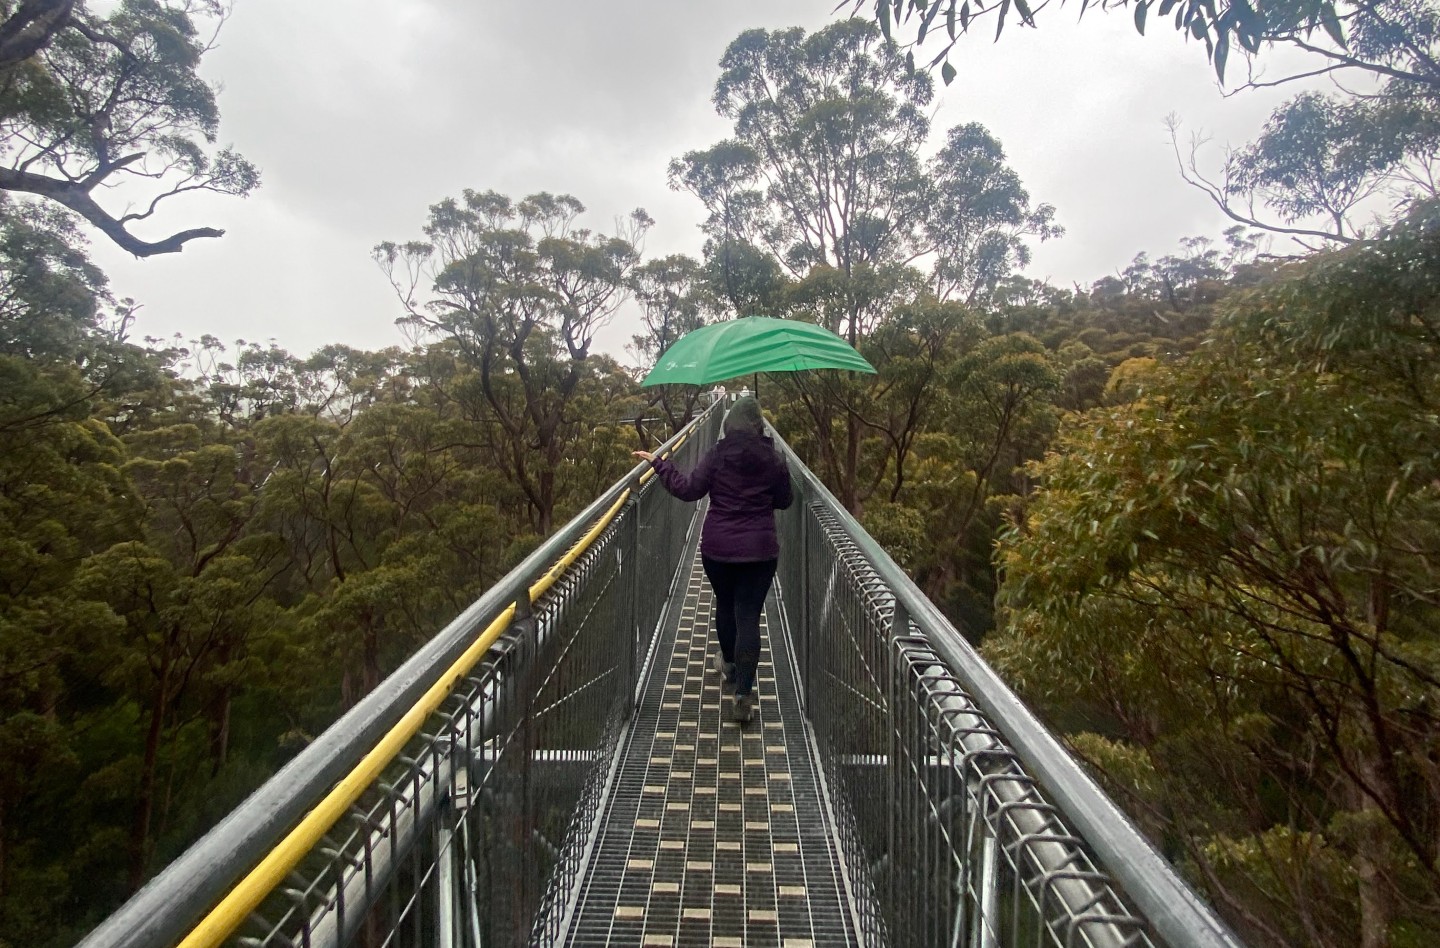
771, 427, 1242, 948
79, 394, 1241, 948
77, 404, 723, 948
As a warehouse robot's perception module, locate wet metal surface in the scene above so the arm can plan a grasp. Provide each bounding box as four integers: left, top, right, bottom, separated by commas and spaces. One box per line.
564, 544, 858, 947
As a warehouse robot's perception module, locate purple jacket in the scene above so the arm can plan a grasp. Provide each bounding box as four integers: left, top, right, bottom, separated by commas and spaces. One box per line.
652, 432, 794, 562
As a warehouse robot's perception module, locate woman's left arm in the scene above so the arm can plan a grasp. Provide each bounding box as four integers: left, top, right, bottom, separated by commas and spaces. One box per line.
637, 450, 714, 501
772, 458, 794, 510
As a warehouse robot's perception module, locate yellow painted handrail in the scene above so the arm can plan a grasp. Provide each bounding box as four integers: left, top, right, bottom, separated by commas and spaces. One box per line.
178, 487, 635, 948
639, 432, 686, 485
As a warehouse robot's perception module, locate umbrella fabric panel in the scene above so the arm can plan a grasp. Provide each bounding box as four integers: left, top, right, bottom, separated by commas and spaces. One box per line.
718, 330, 873, 377
640, 317, 875, 387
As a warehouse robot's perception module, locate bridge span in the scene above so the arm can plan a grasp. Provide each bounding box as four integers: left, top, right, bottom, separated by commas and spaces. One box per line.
79, 401, 1241, 948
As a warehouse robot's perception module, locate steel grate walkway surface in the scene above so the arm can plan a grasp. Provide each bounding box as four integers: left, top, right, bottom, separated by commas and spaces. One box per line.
560, 539, 860, 947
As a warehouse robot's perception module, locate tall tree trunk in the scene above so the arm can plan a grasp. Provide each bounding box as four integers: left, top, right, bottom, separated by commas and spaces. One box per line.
843, 412, 861, 514
0, 797, 7, 901
538, 468, 555, 534
363, 621, 381, 695
209, 685, 232, 777
208, 638, 234, 776
129, 651, 171, 890
341, 665, 358, 710
1354, 756, 1395, 948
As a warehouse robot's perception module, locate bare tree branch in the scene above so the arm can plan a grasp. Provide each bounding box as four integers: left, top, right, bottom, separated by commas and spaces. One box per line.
0, 165, 223, 255
1166, 117, 1359, 246
0, 2, 252, 255
1221, 62, 1350, 96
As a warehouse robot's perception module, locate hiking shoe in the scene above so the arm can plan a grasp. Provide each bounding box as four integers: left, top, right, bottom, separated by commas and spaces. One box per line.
712, 651, 735, 683
732, 691, 757, 724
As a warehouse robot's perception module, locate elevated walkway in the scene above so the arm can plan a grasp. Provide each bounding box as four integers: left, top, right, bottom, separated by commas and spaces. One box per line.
563, 536, 857, 946
79, 401, 1244, 948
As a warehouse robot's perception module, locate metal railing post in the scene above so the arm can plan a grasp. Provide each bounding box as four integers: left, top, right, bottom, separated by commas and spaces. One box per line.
978, 833, 999, 948
508, 589, 537, 939
798, 497, 813, 713
625, 496, 641, 714
885, 596, 909, 938
437, 804, 457, 948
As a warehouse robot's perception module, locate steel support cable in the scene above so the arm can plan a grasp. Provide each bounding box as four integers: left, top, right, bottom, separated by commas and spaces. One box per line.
77, 406, 715, 948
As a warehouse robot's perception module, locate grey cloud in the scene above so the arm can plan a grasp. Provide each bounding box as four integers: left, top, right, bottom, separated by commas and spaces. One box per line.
84, 1, 1329, 362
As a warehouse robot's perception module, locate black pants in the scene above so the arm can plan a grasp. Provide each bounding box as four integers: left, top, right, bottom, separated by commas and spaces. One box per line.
701, 556, 777, 696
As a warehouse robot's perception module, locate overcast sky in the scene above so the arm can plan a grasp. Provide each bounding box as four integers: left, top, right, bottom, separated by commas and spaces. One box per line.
86, 0, 1321, 364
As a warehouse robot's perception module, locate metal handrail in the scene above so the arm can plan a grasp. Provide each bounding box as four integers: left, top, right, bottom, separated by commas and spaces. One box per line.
77, 404, 720, 948
769, 424, 1243, 948
80, 393, 1241, 948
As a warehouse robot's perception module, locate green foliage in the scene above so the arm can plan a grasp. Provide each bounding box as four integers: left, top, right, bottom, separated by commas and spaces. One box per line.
869, 0, 1440, 241
673, 21, 1057, 314
0, 1, 259, 255
629, 254, 713, 433
376, 189, 650, 532
0, 173, 659, 940
671, 19, 1059, 524
1237, 92, 1413, 232
928, 123, 1063, 304
860, 0, 1440, 90
859, 500, 929, 570
8, 13, 1433, 943
993, 207, 1440, 943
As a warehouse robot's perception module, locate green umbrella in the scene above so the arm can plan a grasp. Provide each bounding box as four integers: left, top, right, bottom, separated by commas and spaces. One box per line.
639, 316, 876, 388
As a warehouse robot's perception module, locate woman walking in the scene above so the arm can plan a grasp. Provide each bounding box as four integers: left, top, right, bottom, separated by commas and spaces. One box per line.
633, 396, 793, 723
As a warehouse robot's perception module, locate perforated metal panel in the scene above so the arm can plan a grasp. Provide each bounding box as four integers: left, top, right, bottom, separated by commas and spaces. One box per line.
562, 543, 859, 947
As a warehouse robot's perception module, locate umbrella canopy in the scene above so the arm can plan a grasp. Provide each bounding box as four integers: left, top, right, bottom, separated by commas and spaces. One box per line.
640, 316, 876, 388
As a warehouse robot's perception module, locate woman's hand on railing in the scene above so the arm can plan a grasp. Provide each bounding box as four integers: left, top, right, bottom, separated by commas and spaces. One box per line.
632, 450, 656, 462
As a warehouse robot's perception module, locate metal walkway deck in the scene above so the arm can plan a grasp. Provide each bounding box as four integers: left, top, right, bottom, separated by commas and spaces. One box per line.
562, 540, 858, 947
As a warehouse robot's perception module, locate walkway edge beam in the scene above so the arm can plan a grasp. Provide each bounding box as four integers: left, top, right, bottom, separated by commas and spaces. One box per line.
76, 406, 715, 948
772, 426, 1245, 948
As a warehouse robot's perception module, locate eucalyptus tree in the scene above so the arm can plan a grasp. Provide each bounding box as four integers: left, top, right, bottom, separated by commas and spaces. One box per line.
0, 195, 107, 360
1169, 88, 1439, 245
671, 19, 930, 342
0, 0, 258, 255
855, 297, 980, 501
991, 209, 1440, 946
671, 19, 1057, 508
259, 399, 506, 706
629, 254, 711, 432
98, 414, 287, 886
860, 0, 1440, 241
293, 344, 413, 426
376, 190, 650, 532
928, 123, 1061, 304
911, 331, 1059, 618
0, 187, 265, 932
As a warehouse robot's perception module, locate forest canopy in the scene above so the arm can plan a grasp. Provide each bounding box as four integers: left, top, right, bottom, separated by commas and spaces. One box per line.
0, 7, 1435, 948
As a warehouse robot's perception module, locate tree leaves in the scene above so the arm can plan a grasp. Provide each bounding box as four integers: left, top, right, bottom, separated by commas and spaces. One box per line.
859, 0, 1413, 107
995, 212, 1440, 940
1320, 2, 1346, 47
0, 1, 257, 255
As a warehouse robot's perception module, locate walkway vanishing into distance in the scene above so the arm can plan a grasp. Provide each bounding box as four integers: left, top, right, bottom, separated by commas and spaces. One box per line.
79, 402, 1243, 948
